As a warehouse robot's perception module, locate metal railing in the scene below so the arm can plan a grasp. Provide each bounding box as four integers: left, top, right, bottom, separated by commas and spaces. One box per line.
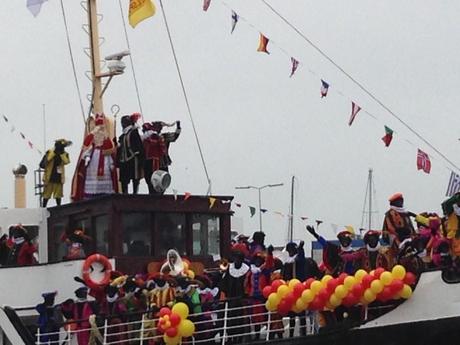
35, 301, 320, 344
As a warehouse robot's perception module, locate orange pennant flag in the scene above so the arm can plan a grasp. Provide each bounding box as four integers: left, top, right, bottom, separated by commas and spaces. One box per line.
257, 33, 270, 54
184, 192, 191, 201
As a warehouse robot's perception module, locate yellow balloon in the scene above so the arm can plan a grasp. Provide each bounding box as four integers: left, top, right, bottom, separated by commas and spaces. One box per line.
344, 276, 357, 290
183, 261, 189, 270
172, 302, 189, 320
370, 280, 383, 294
277, 285, 289, 298
301, 289, 314, 304
380, 271, 393, 286
321, 275, 333, 284
164, 334, 181, 345
310, 281, 322, 294
335, 285, 348, 299
400, 284, 413, 299
178, 319, 195, 338
265, 300, 275, 311
364, 289, 376, 303
288, 279, 301, 288
268, 293, 281, 307
295, 298, 307, 311
355, 269, 367, 282
329, 294, 342, 307
186, 270, 195, 279
392, 265, 406, 280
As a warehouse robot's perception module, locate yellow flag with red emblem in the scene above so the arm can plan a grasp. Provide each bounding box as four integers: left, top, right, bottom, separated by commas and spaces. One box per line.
129, 0, 156, 28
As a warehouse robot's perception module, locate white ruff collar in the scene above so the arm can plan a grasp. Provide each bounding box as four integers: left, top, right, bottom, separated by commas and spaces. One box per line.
229, 263, 249, 278
155, 283, 170, 291
122, 125, 133, 134
341, 245, 353, 252
367, 243, 381, 252
107, 294, 119, 303
197, 287, 219, 297
390, 206, 406, 213
250, 265, 262, 274
399, 238, 412, 249
14, 237, 25, 245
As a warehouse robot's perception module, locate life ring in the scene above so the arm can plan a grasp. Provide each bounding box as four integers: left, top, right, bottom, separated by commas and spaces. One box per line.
82, 254, 112, 291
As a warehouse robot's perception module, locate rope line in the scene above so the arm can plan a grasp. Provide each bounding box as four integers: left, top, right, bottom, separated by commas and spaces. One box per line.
118, 0, 144, 121
260, 0, 460, 173
59, 0, 86, 123
159, 0, 212, 191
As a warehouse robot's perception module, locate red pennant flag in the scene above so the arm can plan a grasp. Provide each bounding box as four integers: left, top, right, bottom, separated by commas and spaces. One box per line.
257, 34, 270, 54
381, 126, 394, 147
235, 203, 241, 208
184, 192, 192, 201
417, 149, 431, 174
348, 102, 361, 126
290, 57, 299, 77
203, 0, 211, 11
27, 141, 33, 149
300, 216, 308, 221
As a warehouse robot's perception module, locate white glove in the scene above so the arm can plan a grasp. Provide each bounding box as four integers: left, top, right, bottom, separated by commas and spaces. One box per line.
84, 156, 91, 167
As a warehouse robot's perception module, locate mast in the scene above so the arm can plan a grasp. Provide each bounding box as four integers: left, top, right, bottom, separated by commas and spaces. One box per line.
360, 168, 378, 235
288, 175, 294, 242
88, 0, 104, 115
368, 169, 373, 230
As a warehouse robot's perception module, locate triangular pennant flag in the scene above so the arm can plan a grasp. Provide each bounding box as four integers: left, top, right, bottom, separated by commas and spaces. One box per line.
249, 206, 256, 217
27, 141, 33, 149
417, 149, 431, 174
446, 171, 460, 197
209, 197, 217, 209
2, 115, 8, 122
260, 208, 268, 213
274, 211, 284, 217
381, 125, 394, 147
10, 125, 15, 133
257, 34, 270, 54
27, 0, 47, 17
20, 132, 26, 140
320, 80, 329, 98
290, 57, 299, 77
184, 192, 192, 201
129, 0, 156, 28
348, 102, 361, 126
300, 216, 308, 221
315, 220, 323, 226
173, 189, 178, 201
231, 10, 239, 34
235, 203, 241, 208
203, 0, 211, 11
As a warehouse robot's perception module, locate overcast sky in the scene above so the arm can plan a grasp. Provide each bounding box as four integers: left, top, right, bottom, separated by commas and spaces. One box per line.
1, 0, 460, 248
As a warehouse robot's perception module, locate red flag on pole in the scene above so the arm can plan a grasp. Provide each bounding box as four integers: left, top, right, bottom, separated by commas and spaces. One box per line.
417, 149, 431, 174
348, 102, 361, 126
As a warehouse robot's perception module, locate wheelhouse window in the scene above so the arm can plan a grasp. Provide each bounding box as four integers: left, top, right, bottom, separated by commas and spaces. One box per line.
70, 217, 93, 257
49, 221, 67, 261
192, 214, 220, 257
122, 213, 151, 256
94, 215, 109, 255
156, 213, 186, 256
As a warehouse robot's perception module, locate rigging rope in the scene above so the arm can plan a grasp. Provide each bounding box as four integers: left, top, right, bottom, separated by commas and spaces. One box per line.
260, 0, 460, 173
59, 0, 86, 124
118, 0, 144, 121
159, 0, 212, 191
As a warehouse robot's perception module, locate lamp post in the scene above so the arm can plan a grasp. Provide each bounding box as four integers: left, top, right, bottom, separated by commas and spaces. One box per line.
235, 183, 284, 232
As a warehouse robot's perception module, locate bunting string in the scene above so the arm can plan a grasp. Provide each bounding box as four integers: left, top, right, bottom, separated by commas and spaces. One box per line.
1, 114, 42, 156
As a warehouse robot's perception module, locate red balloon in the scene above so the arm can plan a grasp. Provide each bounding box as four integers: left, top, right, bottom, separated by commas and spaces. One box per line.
403, 272, 416, 286
327, 279, 339, 294
284, 292, 296, 307
159, 307, 171, 317
389, 279, 404, 294
309, 296, 323, 311
338, 273, 348, 284
361, 274, 375, 289
262, 286, 273, 299
374, 267, 385, 279
166, 327, 178, 338
277, 300, 291, 315
317, 288, 330, 303
293, 283, 305, 298
271, 279, 284, 292
351, 283, 364, 297
342, 294, 355, 307
380, 286, 393, 300
169, 313, 181, 327
304, 278, 315, 289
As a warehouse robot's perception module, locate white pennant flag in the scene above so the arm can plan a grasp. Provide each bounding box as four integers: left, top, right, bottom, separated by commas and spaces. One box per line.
27, 0, 47, 17
173, 189, 178, 201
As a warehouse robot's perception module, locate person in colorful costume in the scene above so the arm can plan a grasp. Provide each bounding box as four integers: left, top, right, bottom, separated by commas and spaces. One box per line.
360, 230, 392, 271
72, 113, 118, 200
248, 231, 266, 257
141, 122, 167, 194
36, 291, 61, 344
382, 193, 416, 247
442, 193, 460, 266
151, 120, 181, 172
40, 139, 71, 207
7, 225, 37, 266
61, 228, 92, 260
245, 246, 274, 340
117, 114, 144, 194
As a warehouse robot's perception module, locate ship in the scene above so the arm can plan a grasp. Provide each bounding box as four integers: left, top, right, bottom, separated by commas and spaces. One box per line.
0, 1, 459, 345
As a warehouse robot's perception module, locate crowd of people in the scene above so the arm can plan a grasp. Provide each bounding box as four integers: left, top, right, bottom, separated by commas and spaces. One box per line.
32, 191, 460, 344
41, 112, 181, 207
